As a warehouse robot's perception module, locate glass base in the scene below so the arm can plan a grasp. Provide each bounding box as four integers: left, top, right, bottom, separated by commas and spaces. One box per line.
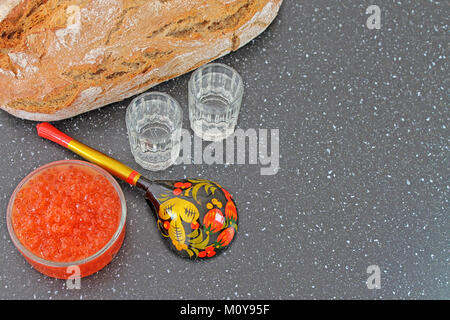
134, 156, 176, 172
191, 122, 235, 142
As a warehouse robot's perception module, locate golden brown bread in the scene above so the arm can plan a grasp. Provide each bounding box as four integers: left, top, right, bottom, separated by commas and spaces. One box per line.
0, 0, 283, 121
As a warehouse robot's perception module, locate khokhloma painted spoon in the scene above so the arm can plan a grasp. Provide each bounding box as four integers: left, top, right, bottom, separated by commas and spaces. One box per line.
36, 123, 238, 260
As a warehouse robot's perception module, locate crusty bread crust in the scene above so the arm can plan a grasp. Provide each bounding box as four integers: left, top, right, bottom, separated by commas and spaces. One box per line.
0, 0, 282, 121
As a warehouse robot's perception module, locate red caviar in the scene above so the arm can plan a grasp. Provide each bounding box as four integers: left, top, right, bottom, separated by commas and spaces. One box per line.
8, 161, 126, 279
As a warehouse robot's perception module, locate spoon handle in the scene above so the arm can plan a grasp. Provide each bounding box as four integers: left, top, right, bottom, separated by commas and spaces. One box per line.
36, 123, 142, 186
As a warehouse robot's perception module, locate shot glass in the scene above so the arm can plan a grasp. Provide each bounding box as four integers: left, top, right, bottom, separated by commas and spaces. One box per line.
126, 92, 182, 171
189, 63, 244, 141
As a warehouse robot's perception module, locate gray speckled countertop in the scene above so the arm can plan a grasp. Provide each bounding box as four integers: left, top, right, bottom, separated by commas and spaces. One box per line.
0, 1, 448, 300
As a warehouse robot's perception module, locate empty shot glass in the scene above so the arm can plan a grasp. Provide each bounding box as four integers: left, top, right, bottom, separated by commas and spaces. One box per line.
126, 92, 182, 171
189, 63, 244, 141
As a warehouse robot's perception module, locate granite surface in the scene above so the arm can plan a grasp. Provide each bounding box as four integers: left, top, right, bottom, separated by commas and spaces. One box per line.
0, 0, 448, 300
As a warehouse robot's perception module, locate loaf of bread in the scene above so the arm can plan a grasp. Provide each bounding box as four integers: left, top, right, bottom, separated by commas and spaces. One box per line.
0, 0, 282, 121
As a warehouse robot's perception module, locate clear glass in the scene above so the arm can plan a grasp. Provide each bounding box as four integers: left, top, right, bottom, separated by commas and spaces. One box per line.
6, 160, 127, 279
189, 63, 244, 141
126, 92, 183, 171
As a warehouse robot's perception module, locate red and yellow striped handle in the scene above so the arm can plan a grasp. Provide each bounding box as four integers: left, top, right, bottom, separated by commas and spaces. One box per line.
36, 123, 141, 186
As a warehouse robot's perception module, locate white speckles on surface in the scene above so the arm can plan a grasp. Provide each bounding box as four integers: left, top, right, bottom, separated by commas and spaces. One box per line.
0, 0, 448, 300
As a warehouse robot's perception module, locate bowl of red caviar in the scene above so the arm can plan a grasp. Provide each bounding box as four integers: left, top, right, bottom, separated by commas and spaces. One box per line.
6, 160, 127, 279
